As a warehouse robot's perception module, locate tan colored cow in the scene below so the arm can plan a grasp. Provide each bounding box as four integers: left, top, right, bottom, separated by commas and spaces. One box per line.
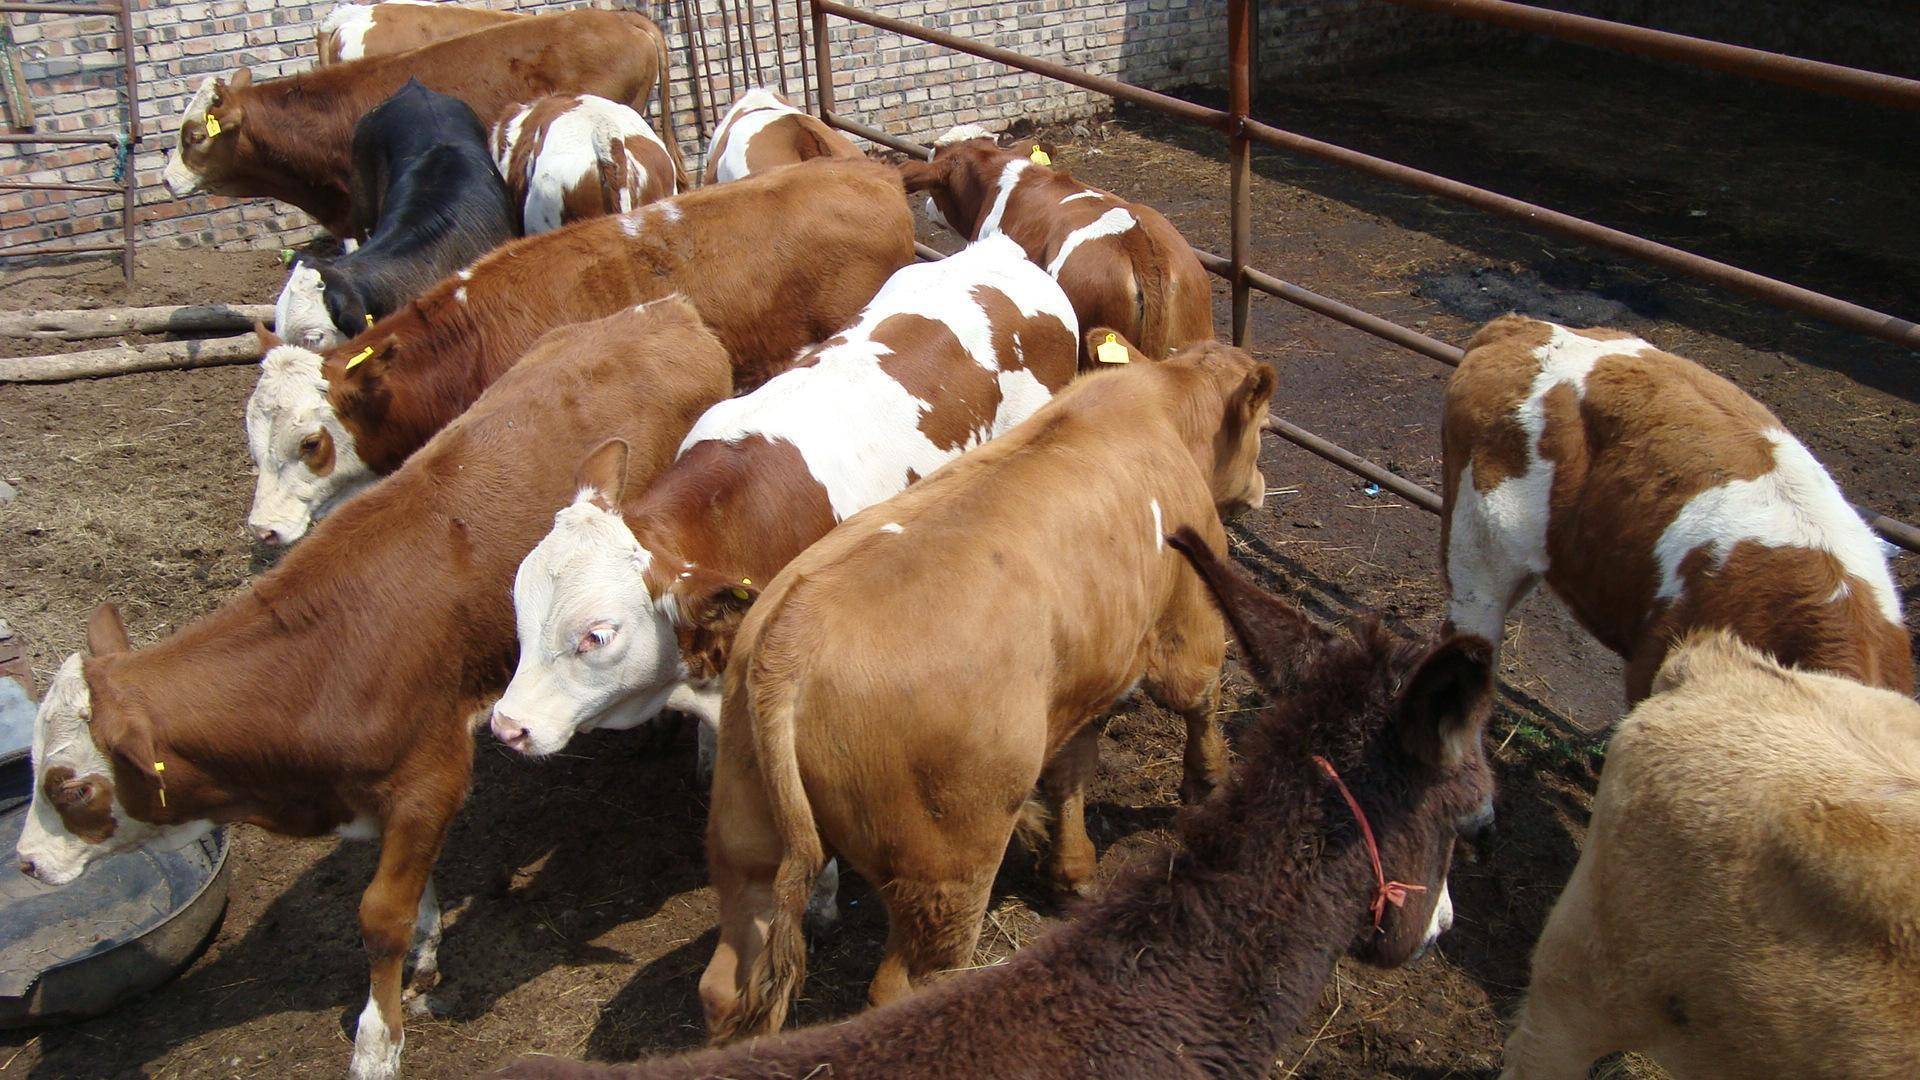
1442, 314, 1910, 702
900, 126, 1215, 363
703, 87, 863, 184
315, 2, 521, 65
698, 333, 1275, 1039
1503, 631, 1920, 1079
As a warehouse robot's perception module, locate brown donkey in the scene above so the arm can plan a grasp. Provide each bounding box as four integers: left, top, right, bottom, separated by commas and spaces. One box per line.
491, 531, 1497, 1079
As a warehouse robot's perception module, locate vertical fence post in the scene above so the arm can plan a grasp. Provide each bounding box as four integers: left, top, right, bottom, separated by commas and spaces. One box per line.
117, 0, 137, 290
1227, 0, 1253, 347
811, 0, 834, 120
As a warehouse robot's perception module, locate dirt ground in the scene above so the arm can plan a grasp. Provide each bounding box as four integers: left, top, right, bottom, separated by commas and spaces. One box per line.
2, 42, 1915, 1079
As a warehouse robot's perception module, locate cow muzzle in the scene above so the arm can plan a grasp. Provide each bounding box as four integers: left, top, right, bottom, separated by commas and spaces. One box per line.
490, 709, 534, 754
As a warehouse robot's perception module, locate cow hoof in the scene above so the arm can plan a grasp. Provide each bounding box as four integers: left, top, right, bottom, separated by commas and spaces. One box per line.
1179, 777, 1217, 805
404, 991, 448, 1018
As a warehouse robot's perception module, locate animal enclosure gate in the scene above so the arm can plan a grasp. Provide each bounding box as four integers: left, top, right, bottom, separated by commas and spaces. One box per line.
783, 0, 1920, 556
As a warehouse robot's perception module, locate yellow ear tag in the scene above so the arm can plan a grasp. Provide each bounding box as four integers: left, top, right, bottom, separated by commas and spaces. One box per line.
365, 314, 375, 327
731, 577, 752, 601
1095, 332, 1130, 365
153, 760, 168, 808
203, 115, 222, 138
1028, 145, 1051, 166
344, 346, 374, 371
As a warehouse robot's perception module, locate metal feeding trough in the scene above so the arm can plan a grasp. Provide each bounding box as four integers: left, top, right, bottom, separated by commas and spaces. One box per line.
0, 748, 232, 1027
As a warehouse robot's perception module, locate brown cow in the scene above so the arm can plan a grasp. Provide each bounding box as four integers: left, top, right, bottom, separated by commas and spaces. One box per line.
315, 2, 520, 65
14, 299, 733, 1080
1441, 314, 1910, 702
1503, 631, 1920, 1079
900, 125, 1215, 362
164, 9, 676, 237
244, 158, 915, 546
492, 94, 686, 234
703, 87, 863, 184
698, 334, 1276, 1039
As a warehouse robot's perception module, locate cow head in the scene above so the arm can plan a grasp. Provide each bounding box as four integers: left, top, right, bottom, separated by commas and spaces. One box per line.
163, 69, 251, 199
16, 607, 213, 886
899, 126, 1052, 240
493, 440, 749, 757
273, 259, 347, 352
243, 331, 372, 546
1135, 334, 1274, 517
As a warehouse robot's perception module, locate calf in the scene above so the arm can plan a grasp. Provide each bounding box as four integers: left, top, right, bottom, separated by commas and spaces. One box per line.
490, 541, 1497, 1080
1442, 314, 1910, 702
703, 87, 862, 185
316, 2, 521, 65
275, 79, 517, 352
244, 158, 913, 546
14, 299, 733, 1080
900, 126, 1214, 362
492, 94, 685, 234
1503, 631, 1920, 1080
489, 233, 1079, 773
164, 8, 675, 237
699, 335, 1275, 1038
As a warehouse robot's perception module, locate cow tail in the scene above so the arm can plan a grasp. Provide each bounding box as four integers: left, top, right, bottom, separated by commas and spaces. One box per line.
1124, 220, 1171, 359
719, 667, 824, 1040
650, 19, 691, 190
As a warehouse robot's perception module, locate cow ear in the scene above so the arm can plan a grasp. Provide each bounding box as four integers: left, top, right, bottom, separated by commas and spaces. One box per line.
1396, 635, 1495, 770
665, 575, 761, 682
87, 603, 130, 657
574, 438, 629, 512
898, 155, 951, 193
94, 700, 163, 785
227, 67, 251, 92
1229, 362, 1276, 432
253, 321, 282, 354
1084, 327, 1148, 366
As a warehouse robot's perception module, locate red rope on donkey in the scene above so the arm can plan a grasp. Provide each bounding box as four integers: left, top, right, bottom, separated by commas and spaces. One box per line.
1313, 755, 1427, 932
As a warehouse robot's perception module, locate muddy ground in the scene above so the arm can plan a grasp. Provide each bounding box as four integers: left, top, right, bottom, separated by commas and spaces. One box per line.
2, 41, 1915, 1079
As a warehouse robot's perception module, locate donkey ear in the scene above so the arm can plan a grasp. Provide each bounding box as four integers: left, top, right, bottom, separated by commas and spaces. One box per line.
898, 155, 951, 192
574, 438, 630, 512
87, 603, 131, 657
1397, 635, 1494, 770
1166, 526, 1326, 695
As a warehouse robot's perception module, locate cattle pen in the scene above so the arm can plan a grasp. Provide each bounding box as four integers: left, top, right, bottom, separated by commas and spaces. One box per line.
1, 2, 1917, 1077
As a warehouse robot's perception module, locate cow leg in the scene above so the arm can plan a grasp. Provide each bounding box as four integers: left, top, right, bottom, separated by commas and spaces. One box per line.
699, 750, 782, 1038
1441, 487, 1537, 656
1039, 723, 1102, 899
402, 876, 443, 1017
1502, 858, 1617, 1079
351, 815, 449, 1080
868, 864, 997, 1009
1167, 677, 1225, 806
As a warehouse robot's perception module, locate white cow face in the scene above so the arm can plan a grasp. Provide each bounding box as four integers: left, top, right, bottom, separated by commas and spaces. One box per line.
492, 494, 686, 757
16, 654, 210, 886
274, 262, 344, 352
163, 71, 249, 199
244, 344, 371, 546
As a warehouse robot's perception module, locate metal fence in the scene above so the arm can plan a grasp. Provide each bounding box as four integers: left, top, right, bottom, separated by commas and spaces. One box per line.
799, 0, 1920, 554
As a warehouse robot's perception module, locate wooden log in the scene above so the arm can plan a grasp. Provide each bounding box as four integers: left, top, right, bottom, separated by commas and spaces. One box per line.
0, 303, 276, 341
0, 333, 262, 383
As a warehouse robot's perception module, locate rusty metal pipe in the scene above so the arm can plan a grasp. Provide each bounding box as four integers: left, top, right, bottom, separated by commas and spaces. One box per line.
118, 0, 136, 288
1240, 117, 1919, 351
0, 133, 121, 144
811, 0, 833, 119
1227, 0, 1253, 348
1266, 418, 1444, 515
0, 180, 121, 193
824, 111, 931, 158
1377, 0, 1920, 111
0, 2, 116, 13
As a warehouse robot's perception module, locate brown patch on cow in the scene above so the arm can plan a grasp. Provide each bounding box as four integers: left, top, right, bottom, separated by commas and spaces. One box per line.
42, 765, 117, 843
299, 426, 337, 477
319, 3, 521, 65
870, 312, 1002, 452
743, 114, 862, 176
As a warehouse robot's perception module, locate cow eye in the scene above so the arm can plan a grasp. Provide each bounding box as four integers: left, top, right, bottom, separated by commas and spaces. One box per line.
299, 434, 322, 458
578, 624, 616, 654
56, 778, 97, 808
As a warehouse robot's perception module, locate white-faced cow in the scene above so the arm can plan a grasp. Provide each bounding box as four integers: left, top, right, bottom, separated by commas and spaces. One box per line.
244, 158, 914, 546
703, 87, 863, 185
900, 125, 1215, 363
492, 94, 686, 234
15, 299, 733, 1080
1442, 314, 1911, 702
699, 335, 1275, 1039
274, 79, 517, 352
489, 233, 1079, 776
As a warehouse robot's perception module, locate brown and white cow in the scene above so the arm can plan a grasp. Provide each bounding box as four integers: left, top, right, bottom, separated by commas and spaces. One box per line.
492, 94, 686, 234
1503, 631, 1920, 1080
900, 125, 1214, 363
244, 158, 914, 546
489, 233, 1079, 777
315, 2, 521, 65
164, 8, 676, 237
15, 299, 733, 1080
699, 335, 1275, 1039
1442, 314, 1910, 702
703, 87, 863, 185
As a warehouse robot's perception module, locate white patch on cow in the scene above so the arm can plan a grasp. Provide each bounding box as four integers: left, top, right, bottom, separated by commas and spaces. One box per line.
880, 522, 904, 534
333, 814, 380, 841
162, 76, 219, 198
407, 877, 442, 1000
1422, 878, 1454, 949
708, 86, 801, 184
1444, 326, 1654, 641
656, 202, 681, 224
974, 158, 1031, 241
16, 655, 214, 887
245, 344, 374, 544
349, 994, 402, 1080
1654, 429, 1901, 625
320, 3, 377, 62
275, 261, 344, 351
504, 95, 671, 234
933, 122, 994, 147
456, 267, 472, 282
1045, 206, 1136, 279
1150, 499, 1164, 551
1059, 190, 1106, 205
922, 194, 952, 231
453, 286, 467, 305
681, 232, 1075, 520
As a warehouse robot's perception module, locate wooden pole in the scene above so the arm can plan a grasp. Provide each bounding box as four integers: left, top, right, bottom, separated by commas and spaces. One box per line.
0, 303, 274, 340
1, 332, 262, 382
